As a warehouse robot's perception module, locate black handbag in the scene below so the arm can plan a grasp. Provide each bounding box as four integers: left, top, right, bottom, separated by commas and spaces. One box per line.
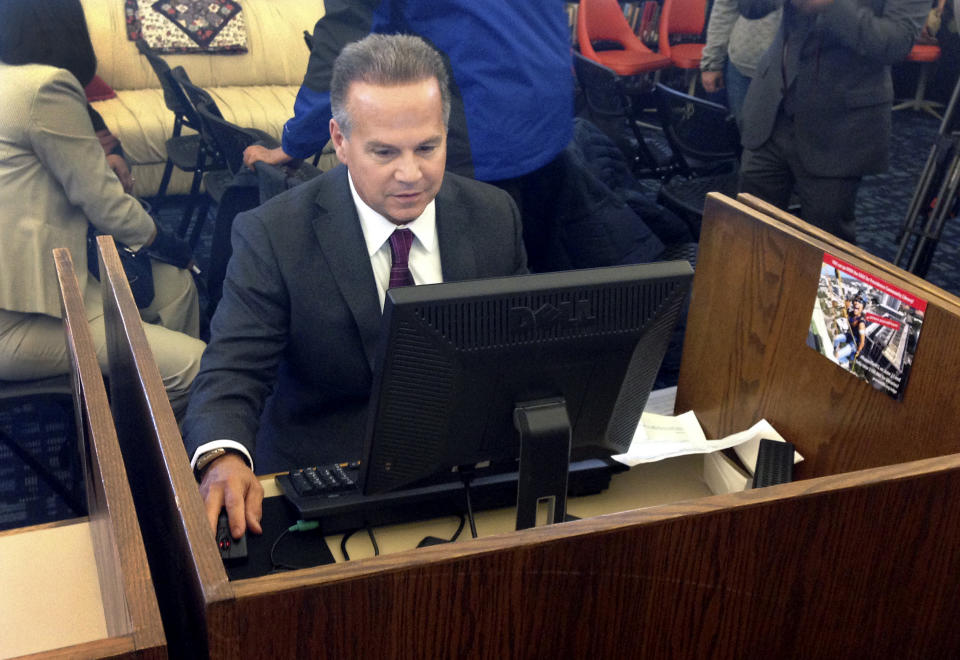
86, 225, 155, 308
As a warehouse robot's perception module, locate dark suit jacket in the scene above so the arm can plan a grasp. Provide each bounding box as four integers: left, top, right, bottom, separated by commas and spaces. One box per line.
739, 0, 926, 177
183, 165, 527, 473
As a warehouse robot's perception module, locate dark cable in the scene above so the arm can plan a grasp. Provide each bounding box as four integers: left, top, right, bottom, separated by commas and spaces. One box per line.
449, 513, 466, 542
269, 520, 323, 572
461, 473, 478, 538
269, 527, 298, 571
340, 525, 379, 560
416, 514, 466, 548
366, 525, 380, 556
340, 528, 358, 562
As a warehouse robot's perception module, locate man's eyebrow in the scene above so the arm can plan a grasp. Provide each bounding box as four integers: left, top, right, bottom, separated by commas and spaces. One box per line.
364, 135, 443, 150
365, 140, 397, 151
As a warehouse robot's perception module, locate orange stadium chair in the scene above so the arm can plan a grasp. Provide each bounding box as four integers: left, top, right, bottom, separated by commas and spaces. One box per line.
658, 0, 708, 93
577, 0, 671, 77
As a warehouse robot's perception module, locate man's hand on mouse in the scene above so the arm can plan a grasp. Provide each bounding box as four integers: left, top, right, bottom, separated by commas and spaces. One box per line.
199, 452, 264, 539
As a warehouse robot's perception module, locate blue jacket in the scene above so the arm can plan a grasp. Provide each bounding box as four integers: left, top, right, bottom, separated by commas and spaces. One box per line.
282, 0, 574, 182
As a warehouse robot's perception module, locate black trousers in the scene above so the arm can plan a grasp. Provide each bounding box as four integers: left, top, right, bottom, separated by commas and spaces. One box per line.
487, 154, 567, 273
739, 112, 861, 245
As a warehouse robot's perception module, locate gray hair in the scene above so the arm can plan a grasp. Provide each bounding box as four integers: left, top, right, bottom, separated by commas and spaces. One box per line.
330, 33, 451, 137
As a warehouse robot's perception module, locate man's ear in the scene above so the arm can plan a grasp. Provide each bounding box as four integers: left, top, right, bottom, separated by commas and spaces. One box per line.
329, 118, 348, 165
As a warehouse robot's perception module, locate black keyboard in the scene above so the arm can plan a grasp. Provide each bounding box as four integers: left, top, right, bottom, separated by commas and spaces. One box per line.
285, 461, 360, 498
276, 458, 625, 535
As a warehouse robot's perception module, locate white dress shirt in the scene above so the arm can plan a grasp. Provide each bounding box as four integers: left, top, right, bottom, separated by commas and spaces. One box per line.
349, 171, 444, 309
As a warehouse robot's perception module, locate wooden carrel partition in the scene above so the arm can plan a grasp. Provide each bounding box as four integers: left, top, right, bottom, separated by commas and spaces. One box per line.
96, 236, 234, 659
1, 248, 168, 658
97, 198, 960, 658
677, 193, 960, 478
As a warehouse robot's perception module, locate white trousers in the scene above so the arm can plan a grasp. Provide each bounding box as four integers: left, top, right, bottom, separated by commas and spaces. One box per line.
0, 261, 205, 418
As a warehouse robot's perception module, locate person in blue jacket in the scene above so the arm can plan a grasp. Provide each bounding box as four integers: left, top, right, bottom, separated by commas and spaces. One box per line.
242, 0, 574, 270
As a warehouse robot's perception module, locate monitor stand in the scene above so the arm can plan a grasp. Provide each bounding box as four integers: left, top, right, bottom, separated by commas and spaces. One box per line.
513, 398, 572, 530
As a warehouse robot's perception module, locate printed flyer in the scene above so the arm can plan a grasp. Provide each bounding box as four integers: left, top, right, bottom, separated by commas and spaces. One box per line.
808, 253, 927, 401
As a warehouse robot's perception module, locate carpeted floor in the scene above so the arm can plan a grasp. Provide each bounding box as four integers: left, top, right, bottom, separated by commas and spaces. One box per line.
857, 109, 957, 294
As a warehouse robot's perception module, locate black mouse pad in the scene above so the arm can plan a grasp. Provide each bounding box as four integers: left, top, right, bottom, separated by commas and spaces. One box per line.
225, 495, 336, 580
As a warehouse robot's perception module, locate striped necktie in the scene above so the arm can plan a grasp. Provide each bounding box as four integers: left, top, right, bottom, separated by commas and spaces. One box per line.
388, 228, 415, 289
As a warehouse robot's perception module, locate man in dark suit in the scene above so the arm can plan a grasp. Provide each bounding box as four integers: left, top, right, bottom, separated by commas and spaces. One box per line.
738, 0, 928, 243
183, 34, 527, 537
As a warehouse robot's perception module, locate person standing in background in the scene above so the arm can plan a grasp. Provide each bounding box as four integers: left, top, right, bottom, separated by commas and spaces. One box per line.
699, 0, 781, 124
737, 0, 928, 244
242, 0, 573, 272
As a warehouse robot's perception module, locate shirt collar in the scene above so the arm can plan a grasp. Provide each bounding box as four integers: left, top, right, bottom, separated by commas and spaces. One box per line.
348, 170, 438, 258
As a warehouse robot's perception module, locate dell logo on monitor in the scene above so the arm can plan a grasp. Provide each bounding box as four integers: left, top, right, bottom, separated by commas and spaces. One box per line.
509, 299, 597, 332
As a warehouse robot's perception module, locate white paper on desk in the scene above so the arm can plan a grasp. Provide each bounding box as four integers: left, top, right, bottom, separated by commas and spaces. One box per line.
613, 411, 755, 466
703, 450, 751, 495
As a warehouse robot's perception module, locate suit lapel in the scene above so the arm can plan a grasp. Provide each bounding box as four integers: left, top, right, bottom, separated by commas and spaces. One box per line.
311, 167, 382, 371
784, 6, 813, 89
309, 171, 480, 371
436, 181, 478, 282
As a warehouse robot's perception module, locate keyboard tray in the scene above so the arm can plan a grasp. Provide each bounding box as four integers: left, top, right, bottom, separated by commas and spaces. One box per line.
276, 458, 625, 535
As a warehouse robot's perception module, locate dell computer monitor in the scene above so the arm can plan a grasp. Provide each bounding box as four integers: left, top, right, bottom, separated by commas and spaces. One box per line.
360, 261, 693, 528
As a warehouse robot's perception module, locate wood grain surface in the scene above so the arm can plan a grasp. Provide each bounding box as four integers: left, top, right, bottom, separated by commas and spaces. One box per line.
218, 453, 960, 658
97, 236, 233, 658
91, 200, 960, 658
53, 247, 166, 658
677, 194, 960, 479
737, 193, 960, 309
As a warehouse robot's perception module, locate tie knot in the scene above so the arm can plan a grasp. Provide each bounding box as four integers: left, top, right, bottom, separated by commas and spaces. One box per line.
387, 228, 415, 289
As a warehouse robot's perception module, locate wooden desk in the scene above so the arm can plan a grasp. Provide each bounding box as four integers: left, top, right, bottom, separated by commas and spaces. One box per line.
99, 202, 960, 658
259, 452, 711, 563
0, 519, 108, 657
0, 249, 166, 659
252, 386, 709, 562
